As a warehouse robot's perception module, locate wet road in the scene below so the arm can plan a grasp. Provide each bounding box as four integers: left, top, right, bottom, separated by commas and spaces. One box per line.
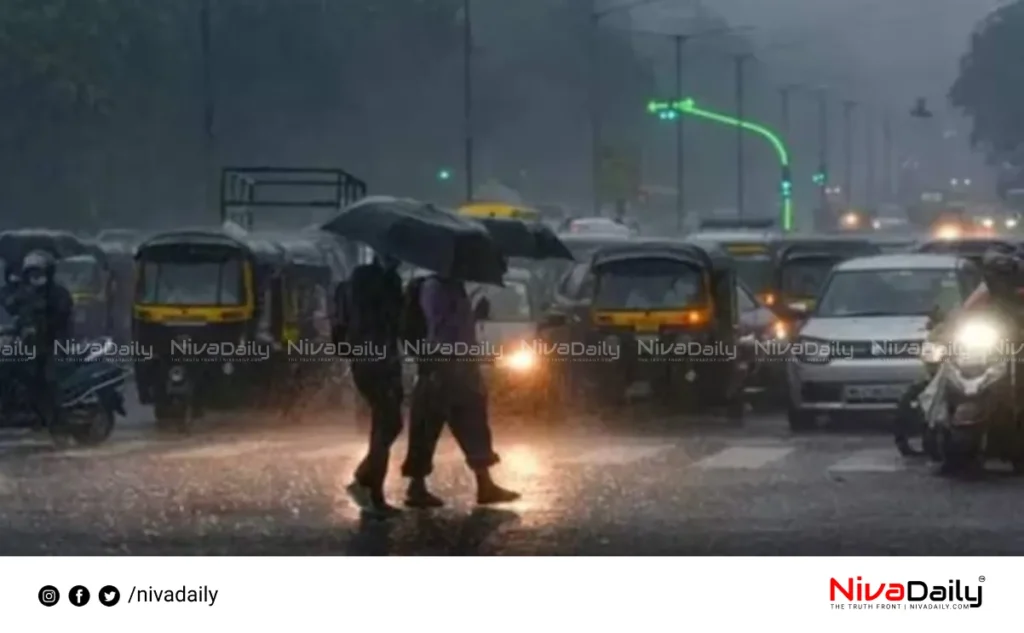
2, 395, 1024, 555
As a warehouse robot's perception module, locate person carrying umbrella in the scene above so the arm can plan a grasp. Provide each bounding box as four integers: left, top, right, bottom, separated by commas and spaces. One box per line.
400, 270, 520, 507
343, 251, 405, 515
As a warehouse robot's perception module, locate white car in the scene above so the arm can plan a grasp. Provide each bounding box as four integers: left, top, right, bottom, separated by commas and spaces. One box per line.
786, 253, 982, 430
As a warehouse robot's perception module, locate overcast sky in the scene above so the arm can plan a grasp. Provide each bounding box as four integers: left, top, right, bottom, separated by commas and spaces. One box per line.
638, 0, 1005, 109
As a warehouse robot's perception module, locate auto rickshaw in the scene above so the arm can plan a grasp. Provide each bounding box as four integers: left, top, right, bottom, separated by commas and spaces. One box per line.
539, 239, 744, 416
458, 201, 541, 221
686, 232, 777, 306
770, 236, 882, 317
133, 229, 287, 431
54, 250, 115, 340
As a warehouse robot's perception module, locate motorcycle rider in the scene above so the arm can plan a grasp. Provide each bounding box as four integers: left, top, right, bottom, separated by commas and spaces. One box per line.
10, 251, 74, 435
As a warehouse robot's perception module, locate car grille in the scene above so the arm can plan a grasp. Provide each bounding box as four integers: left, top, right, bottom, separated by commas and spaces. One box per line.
842, 340, 921, 360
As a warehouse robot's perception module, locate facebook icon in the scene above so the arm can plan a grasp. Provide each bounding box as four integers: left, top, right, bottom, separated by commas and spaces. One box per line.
69, 585, 90, 606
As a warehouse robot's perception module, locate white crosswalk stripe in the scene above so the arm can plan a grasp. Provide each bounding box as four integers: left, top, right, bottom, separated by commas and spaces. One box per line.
693, 445, 795, 470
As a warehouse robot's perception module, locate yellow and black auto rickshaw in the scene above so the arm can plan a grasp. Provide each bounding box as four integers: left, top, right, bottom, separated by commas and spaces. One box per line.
770, 236, 882, 318
133, 229, 287, 430
459, 201, 541, 221
539, 239, 743, 416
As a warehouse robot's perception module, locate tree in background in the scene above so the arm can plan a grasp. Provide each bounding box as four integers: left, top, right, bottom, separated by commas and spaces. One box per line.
950, 0, 1024, 162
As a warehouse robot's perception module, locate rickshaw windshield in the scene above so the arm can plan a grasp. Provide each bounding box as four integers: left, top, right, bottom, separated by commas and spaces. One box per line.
779, 256, 840, 299
138, 256, 245, 306
594, 258, 703, 310
55, 257, 102, 294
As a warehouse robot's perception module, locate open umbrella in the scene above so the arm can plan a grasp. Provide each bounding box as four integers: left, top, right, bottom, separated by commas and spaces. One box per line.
321, 196, 506, 283
473, 217, 574, 260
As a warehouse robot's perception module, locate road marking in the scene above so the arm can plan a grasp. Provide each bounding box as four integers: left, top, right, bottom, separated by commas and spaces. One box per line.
561, 445, 671, 466
693, 445, 794, 470
828, 448, 906, 473
160, 440, 272, 460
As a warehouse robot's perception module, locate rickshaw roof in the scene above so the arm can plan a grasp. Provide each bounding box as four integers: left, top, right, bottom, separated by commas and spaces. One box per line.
687, 230, 776, 244
591, 238, 728, 270
775, 235, 882, 259
136, 228, 283, 264
0, 229, 90, 261
915, 236, 1024, 257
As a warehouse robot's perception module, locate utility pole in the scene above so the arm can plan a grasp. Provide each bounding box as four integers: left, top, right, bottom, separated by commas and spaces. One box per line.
780, 86, 793, 136
200, 0, 215, 212
463, 0, 474, 202
865, 108, 875, 209
589, 12, 601, 214
735, 54, 751, 217
843, 100, 855, 205
818, 89, 828, 229
674, 34, 686, 230
882, 114, 893, 200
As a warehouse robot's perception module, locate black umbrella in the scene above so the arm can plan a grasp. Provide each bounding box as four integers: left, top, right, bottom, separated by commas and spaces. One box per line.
321, 196, 507, 283
473, 217, 574, 260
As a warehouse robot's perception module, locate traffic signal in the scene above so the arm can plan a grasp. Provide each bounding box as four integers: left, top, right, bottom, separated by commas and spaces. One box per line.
781, 166, 792, 197
437, 168, 452, 181
658, 110, 679, 121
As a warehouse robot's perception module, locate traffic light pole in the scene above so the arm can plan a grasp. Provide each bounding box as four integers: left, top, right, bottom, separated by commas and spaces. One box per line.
818, 90, 828, 228
735, 54, 751, 218
463, 0, 474, 202
674, 34, 685, 231
200, 0, 215, 214
647, 99, 793, 231
843, 100, 855, 205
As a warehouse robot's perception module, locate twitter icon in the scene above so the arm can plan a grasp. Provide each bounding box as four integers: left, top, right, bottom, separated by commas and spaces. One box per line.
98, 586, 120, 606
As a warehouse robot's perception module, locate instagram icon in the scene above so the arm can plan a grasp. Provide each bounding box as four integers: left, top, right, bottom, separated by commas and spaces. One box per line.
38, 585, 60, 606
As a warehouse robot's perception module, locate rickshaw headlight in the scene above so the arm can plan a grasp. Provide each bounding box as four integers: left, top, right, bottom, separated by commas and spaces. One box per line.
772, 321, 788, 340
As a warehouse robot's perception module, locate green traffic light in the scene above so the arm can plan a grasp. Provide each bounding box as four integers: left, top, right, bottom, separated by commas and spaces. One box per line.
437, 169, 452, 181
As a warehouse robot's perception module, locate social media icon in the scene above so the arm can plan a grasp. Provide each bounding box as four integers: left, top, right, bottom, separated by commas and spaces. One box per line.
38, 585, 60, 607
69, 585, 90, 606
98, 585, 120, 606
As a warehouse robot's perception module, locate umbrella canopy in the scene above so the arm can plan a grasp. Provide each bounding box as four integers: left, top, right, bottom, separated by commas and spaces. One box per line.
322, 196, 506, 283
473, 217, 574, 260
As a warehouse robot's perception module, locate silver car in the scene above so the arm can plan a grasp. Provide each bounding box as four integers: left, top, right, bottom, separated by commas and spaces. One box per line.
786, 253, 982, 430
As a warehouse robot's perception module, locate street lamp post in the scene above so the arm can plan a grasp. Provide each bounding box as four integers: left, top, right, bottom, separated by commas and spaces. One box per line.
463, 0, 474, 202
201, 0, 215, 212
735, 53, 752, 217
843, 100, 856, 204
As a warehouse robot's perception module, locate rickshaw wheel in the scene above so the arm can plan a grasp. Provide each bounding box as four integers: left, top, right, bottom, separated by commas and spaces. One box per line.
70, 409, 115, 446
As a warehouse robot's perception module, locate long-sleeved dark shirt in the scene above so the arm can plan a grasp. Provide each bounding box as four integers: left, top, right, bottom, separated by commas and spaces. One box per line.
343, 264, 402, 350
419, 276, 476, 345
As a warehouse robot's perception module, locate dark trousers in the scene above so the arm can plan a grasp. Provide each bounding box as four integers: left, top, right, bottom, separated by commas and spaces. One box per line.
402, 361, 499, 478
351, 359, 404, 490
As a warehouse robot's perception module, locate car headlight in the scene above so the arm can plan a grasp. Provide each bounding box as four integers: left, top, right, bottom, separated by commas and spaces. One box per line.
500, 348, 537, 373
1007, 218, 1018, 229
934, 224, 961, 240
871, 219, 882, 230
982, 217, 995, 229
771, 321, 788, 340
955, 319, 1002, 353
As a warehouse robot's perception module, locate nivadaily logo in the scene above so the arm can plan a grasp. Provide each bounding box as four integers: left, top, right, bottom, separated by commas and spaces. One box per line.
830, 576, 983, 609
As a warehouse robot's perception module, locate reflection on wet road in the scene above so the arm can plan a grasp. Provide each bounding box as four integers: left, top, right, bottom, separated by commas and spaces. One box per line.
3, 405, 1024, 555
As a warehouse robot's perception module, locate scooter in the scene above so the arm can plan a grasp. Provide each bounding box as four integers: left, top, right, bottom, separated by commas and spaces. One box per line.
924, 312, 1024, 473
0, 329, 129, 446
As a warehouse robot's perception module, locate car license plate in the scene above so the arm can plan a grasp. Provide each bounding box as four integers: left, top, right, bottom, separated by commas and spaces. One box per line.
843, 384, 905, 402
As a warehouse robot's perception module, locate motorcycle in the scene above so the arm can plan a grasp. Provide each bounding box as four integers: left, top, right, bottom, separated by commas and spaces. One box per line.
924, 311, 1024, 473
0, 328, 128, 446
894, 311, 946, 456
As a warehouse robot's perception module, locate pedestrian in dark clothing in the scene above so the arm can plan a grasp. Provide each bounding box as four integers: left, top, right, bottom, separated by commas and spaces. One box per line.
402, 274, 520, 507
344, 254, 405, 515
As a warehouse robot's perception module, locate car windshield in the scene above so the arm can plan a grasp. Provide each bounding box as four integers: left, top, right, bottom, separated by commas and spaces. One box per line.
55, 257, 102, 294
594, 258, 702, 310
779, 257, 840, 300
472, 281, 532, 321
138, 259, 244, 305
816, 268, 963, 317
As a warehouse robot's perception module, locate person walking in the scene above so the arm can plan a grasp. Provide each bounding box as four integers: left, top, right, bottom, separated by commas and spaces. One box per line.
401, 273, 520, 507
343, 253, 405, 515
